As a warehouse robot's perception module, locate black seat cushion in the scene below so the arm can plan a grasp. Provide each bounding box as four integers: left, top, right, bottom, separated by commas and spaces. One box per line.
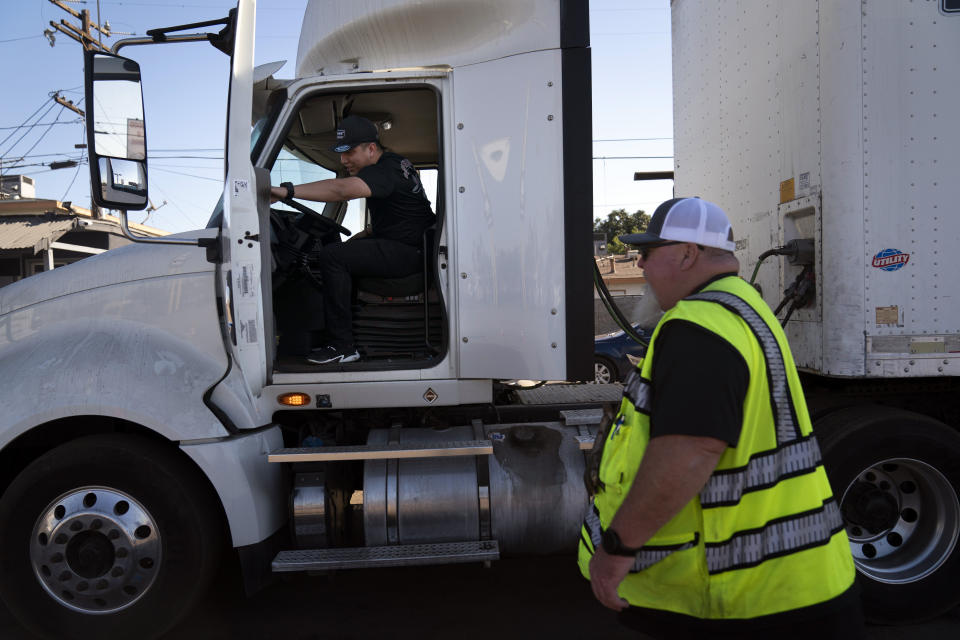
356, 272, 424, 297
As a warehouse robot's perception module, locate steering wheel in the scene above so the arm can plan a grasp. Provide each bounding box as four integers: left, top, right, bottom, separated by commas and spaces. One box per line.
277, 196, 352, 237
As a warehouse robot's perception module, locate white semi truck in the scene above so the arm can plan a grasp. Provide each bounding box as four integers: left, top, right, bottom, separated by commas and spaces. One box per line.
672, 0, 960, 624
0, 1, 602, 638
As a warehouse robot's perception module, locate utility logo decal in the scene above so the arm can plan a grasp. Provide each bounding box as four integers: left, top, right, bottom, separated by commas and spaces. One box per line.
871, 248, 910, 271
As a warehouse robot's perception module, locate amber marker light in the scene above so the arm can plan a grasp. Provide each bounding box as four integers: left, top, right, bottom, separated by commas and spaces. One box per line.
278, 392, 311, 407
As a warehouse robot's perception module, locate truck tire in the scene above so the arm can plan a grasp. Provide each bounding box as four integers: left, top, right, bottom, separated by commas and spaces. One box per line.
815, 406, 960, 624
0, 434, 223, 640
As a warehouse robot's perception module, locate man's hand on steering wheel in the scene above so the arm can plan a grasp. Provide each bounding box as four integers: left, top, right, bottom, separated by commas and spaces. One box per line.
269, 182, 352, 237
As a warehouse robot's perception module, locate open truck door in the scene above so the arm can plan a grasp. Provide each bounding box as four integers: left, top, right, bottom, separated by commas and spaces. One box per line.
221, 0, 271, 398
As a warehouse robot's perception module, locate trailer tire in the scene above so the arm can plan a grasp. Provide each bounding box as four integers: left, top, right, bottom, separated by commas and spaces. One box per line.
815, 406, 960, 624
0, 434, 223, 640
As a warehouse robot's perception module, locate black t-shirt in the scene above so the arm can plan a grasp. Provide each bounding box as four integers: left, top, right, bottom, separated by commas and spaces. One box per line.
649, 278, 750, 447
357, 151, 436, 246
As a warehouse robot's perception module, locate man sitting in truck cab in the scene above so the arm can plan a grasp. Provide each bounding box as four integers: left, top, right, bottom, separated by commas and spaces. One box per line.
270, 115, 436, 364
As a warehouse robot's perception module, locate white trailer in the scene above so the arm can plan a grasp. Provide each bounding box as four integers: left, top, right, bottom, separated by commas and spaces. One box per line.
0, 2, 604, 638
672, 0, 960, 623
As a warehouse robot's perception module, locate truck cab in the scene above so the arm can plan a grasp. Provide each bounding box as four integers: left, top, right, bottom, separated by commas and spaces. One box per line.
0, 2, 599, 639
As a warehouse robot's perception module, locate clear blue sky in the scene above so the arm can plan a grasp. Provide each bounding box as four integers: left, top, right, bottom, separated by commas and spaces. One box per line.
1, 0, 673, 233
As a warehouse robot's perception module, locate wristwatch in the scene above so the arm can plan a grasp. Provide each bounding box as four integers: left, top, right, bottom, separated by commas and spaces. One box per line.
602, 527, 642, 557
280, 181, 295, 200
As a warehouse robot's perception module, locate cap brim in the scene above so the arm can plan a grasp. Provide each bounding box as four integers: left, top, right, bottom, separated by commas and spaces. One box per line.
619, 232, 663, 246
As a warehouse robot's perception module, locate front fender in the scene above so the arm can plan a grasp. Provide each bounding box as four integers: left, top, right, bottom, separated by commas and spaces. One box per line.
0, 273, 234, 449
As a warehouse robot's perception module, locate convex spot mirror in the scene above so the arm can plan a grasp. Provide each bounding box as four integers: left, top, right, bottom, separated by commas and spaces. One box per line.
84, 50, 148, 210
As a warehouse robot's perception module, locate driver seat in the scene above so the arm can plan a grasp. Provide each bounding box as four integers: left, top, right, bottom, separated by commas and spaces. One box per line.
352, 226, 440, 358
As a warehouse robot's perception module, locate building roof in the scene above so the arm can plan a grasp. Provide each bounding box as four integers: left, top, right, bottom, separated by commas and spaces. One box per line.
0, 216, 77, 253
597, 253, 646, 284
0, 199, 167, 250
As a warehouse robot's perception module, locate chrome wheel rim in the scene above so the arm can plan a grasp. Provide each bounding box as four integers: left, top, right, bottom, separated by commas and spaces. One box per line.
30, 487, 162, 614
840, 458, 959, 584
594, 361, 612, 384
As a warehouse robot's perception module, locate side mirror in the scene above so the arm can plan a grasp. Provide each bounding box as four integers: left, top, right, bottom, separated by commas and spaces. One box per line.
84, 50, 148, 211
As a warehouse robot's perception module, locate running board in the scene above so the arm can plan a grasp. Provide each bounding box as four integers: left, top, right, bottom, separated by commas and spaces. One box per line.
268, 440, 493, 463
272, 540, 500, 572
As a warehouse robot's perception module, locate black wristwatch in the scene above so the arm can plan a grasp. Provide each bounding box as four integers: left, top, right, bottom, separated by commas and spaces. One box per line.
602, 527, 642, 557
280, 181, 295, 200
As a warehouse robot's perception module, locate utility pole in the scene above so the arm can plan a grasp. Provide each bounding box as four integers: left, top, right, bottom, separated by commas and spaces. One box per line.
52, 93, 84, 118
45, 1, 113, 217
46, 0, 111, 52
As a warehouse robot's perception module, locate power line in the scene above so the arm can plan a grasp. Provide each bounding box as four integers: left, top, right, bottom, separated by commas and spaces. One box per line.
0, 120, 83, 131
0, 35, 44, 44
149, 147, 223, 152
150, 166, 222, 182
1, 101, 59, 159
0, 97, 55, 149
10, 106, 69, 166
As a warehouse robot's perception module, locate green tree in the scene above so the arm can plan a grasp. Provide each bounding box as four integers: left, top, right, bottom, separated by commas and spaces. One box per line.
593, 208, 650, 255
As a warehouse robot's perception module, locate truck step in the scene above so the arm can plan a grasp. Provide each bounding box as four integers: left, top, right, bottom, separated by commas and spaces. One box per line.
513, 383, 623, 405
268, 440, 493, 463
560, 408, 605, 425
272, 540, 500, 572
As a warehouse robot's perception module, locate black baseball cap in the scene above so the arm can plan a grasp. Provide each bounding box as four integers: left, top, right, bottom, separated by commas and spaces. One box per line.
331, 116, 380, 153
619, 197, 736, 251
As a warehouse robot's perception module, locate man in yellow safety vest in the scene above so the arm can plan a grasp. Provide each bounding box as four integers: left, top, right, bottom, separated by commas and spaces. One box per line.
578, 197, 864, 639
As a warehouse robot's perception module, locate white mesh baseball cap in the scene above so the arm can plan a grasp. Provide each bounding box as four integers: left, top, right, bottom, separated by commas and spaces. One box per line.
620, 197, 736, 251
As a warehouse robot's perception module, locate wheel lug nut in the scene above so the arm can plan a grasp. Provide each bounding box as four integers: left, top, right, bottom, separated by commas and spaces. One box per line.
54, 534, 68, 545
59, 571, 72, 582
50, 552, 64, 563
96, 579, 108, 590
70, 521, 83, 532
116, 548, 129, 559
111, 566, 124, 578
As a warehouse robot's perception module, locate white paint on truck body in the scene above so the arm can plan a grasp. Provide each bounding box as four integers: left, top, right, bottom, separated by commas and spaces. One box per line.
671, 0, 960, 378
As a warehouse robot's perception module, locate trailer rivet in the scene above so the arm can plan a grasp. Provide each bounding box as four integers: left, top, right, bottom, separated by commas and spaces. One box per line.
459, 186, 465, 193
462, 337, 469, 343
938, 367, 944, 372
547, 114, 554, 121
904, 367, 909, 373
909, 360, 915, 366
460, 273, 467, 279
551, 308, 557, 315
551, 342, 557, 348
457, 123, 464, 130
547, 81, 554, 87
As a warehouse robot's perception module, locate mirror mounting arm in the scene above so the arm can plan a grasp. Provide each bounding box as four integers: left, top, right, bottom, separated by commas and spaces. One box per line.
117, 210, 200, 246
114, 9, 235, 56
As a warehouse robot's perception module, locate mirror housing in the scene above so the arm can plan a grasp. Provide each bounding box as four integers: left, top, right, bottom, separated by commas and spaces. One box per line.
84, 50, 148, 211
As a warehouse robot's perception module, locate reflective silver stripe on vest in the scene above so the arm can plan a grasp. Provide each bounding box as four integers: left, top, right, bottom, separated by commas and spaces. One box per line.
704, 499, 844, 575
629, 535, 700, 573
699, 435, 823, 507
583, 502, 602, 549
686, 290, 801, 445
623, 369, 652, 413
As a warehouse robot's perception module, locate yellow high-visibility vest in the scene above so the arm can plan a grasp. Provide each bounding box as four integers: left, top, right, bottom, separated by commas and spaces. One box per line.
578, 275, 855, 619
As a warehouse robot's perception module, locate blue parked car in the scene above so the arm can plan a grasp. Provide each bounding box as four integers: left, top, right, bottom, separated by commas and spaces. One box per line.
593, 324, 651, 384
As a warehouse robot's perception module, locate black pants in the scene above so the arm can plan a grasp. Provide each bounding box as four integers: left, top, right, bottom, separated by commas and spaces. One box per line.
618, 584, 866, 640
318, 237, 422, 350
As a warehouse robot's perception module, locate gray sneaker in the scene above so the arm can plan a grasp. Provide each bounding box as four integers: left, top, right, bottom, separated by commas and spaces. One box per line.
307, 345, 360, 364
